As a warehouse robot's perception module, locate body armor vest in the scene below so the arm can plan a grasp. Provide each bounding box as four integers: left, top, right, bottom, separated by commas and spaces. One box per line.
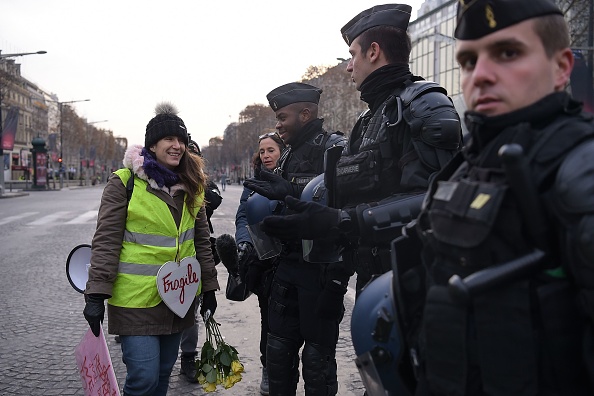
276, 128, 345, 259
335, 81, 460, 208
277, 130, 345, 191
417, 111, 594, 396
336, 81, 460, 287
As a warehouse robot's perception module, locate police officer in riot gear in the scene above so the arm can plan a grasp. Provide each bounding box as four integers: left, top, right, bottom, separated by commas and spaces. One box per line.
244, 82, 347, 395
261, 1, 594, 395
411, 1, 594, 394
256, 7, 460, 395
338, 4, 461, 296
259, 4, 461, 297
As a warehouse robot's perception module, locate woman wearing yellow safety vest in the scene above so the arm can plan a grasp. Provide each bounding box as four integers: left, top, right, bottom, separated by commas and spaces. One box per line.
83, 102, 219, 396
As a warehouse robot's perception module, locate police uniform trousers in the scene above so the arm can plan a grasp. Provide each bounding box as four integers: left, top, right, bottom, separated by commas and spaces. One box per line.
267, 252, 340, 395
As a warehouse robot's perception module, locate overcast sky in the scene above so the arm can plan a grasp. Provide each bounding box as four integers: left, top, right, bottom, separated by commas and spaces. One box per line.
1, 0, 424, 148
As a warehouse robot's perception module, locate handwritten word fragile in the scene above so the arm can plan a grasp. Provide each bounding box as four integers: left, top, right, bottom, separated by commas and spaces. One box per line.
161, 263, 199, 304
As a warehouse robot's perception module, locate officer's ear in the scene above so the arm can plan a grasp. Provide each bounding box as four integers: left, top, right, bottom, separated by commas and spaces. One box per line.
368, 42, 383, 65
299, 107, 312, 123
553, 47, 574, 92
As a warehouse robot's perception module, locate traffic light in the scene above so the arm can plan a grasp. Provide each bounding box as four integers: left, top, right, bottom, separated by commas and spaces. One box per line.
58, 157, 62, 163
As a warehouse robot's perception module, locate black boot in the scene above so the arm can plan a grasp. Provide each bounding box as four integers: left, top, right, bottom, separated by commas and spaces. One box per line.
180, 353, 198, 383
260, 366, 270, 395
302, 342, 336, 395
266, 333, 299, 395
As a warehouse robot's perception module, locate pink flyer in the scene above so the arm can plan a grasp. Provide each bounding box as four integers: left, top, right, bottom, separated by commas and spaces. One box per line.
74, 327, 120, 396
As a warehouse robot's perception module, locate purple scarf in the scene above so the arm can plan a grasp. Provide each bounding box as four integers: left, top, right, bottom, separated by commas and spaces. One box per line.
141, 147, 180, 188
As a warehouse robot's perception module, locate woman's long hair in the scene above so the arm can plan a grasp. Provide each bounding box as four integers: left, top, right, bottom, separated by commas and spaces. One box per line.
177, 152, 206, 217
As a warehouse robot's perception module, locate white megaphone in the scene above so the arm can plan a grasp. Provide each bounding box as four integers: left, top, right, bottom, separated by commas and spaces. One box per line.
66, 244, 91, 293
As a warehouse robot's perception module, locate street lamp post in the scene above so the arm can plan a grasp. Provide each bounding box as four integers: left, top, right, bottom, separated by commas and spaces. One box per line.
0, 49, 46, 196
0, 51, 47, 59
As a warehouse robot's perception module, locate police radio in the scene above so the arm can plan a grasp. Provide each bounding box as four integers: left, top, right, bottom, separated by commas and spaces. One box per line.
66, 244, 91, 293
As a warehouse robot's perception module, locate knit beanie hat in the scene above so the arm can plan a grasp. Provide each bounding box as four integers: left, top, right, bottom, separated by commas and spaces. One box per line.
145, 102, 189, 148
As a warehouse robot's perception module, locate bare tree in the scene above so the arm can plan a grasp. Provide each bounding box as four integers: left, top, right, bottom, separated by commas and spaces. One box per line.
202, 136, 225, 176
558, 0, 592, 47
302, 62, 365, 137
304, 62, 366, 135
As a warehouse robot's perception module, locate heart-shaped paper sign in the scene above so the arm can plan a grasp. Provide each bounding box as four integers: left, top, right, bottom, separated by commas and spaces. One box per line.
156, 256, 201, 318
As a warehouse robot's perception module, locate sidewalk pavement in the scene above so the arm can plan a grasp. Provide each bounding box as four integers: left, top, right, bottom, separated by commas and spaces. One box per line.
0, 184, 96, 198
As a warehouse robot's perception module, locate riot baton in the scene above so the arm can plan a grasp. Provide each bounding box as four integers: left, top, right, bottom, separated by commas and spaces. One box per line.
498, 143, 548, 250
448, 248, 545, 304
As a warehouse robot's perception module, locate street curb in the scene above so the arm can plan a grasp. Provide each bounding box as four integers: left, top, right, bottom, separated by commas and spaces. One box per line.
0, 192, 29, 199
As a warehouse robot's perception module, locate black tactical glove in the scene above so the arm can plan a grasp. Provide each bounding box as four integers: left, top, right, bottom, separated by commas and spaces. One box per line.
246, 258, 276, 295
245, 264, 265, 294
243, 171, 299, 200
237, 242, 256, 281
261, 195, 351, 240
83, 294, 108, 337
200, 290, 217, 319
315, 264, 350, 321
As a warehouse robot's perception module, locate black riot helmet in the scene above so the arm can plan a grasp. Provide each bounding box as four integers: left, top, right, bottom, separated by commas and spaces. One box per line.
351, 269, 414, 396
245, 192, 284, 260
300, 173, 343, 263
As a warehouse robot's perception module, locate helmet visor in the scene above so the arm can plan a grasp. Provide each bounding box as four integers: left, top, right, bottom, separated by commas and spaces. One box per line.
355, 351, 389, 396
247, 222, 282, 260
302, 239, 343, 263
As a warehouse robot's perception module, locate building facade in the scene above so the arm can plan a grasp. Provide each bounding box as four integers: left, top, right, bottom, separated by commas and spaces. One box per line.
409, 0, 593, 125
1, 56, 123, 186
410, 0, 465, 127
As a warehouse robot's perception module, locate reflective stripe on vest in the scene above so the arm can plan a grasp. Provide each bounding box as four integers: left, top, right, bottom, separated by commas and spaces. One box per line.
109, 168, 204, 308
123, 228, 195, 247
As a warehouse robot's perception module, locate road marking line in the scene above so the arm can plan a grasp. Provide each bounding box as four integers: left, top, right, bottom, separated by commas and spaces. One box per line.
65, 210, 98, 224
0, 212, 39, 226
27, 211, 72, 225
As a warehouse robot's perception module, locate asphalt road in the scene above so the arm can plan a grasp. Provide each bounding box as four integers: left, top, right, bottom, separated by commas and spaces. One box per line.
0, 182, 364, 395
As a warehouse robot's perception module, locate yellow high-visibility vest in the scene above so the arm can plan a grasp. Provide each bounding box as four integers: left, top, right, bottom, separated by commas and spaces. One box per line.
108, 168, 204, 308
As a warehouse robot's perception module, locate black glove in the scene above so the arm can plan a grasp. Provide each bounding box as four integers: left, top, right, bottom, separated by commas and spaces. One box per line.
261, 195, 346, 240
200, 290, 217, 319
243, 171, 298, 200
237, 242, 275, 294
245, 264, 265, 294
315, 264, 350, 321
83, 294, 108, 337
237, 242, 256, 280
246, 257, 276, 294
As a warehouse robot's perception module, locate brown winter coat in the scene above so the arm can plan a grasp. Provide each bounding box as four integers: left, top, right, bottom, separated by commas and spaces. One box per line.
86, 171, 219, 336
